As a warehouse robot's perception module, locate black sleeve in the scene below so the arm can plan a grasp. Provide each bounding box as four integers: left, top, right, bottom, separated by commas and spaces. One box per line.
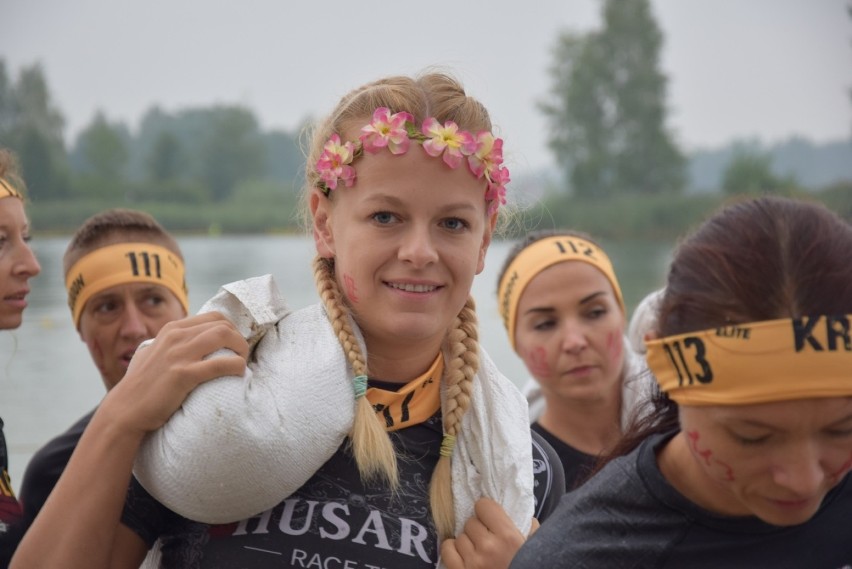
121, 475, 184, 548
530, 428, 566, 522
18, 410, 96, 533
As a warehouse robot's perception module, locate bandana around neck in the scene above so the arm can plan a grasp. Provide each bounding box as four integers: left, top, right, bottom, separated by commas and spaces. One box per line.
367, 353, 443, 432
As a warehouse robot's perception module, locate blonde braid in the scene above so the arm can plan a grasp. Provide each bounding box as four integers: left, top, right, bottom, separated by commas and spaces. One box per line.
312, 256, 399, 487
430, 296, 478, 540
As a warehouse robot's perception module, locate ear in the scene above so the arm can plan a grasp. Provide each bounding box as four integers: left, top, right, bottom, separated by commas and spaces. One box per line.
310, 189, 336, 258
475, 212, 498, 275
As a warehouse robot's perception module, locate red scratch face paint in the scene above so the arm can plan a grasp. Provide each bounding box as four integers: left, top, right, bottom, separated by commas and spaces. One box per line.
524, 346, 551, 377
829, 452, 852, 481
606, 331, 622, 362
687, 429, 736, 481
343, 273, 359, 303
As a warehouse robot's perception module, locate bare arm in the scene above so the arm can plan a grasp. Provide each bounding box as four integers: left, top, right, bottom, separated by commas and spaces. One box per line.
11, 312, 248, 569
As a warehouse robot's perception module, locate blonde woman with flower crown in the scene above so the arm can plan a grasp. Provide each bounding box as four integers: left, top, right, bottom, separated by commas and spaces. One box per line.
12, 72, 563, 569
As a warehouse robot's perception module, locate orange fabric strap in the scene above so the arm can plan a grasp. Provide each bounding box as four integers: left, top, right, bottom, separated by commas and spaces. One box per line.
646, 314, 852, 405
65, 242, 189, 326
0, 177, 23, 199
497, 235, 625, 348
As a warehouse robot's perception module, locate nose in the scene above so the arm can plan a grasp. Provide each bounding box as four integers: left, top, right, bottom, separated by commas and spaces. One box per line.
14, 241, 41, 278
771, 443, 826, 498
560, 321, 588, 354
398, 224, 439, 268
119, 302, 150, 340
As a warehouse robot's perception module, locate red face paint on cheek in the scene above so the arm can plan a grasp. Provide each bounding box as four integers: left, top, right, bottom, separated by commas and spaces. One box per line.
524, 346, 551, 377
606, 331, 623, 362
343, 274, 359, 303
686, 430, 713, 466
828, 452, 852, 480
686, 429, 736, 482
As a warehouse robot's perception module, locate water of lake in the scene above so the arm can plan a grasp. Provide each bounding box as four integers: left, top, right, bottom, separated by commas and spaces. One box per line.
1, 234, 672, 493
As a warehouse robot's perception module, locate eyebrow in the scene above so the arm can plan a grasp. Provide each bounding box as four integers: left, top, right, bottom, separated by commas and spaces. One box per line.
522, 291, 608, 316
729, 411, 852, 431
361, 193, 480, 214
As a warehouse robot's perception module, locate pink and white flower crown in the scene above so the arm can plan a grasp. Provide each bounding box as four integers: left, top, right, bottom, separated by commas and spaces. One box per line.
316, 107, 509, 214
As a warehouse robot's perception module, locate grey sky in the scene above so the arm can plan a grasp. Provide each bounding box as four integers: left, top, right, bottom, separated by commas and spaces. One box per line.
3, 0, 851, 176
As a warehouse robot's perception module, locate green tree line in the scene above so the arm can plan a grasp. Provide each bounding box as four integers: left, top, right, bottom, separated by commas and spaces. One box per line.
2, 0, 850, 237
1, 59, 307, 233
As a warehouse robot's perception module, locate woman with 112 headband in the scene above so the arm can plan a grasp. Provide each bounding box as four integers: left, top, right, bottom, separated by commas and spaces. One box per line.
496, 230, 652, 491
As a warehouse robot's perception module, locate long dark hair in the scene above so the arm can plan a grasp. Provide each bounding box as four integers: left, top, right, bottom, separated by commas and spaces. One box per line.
601, 195, 852, 466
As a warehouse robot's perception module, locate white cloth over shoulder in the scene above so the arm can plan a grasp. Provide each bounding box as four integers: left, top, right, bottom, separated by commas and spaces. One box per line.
133, 275, 535, 542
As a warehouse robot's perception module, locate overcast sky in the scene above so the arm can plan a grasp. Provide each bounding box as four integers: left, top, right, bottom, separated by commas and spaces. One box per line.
3, 0, 851, 175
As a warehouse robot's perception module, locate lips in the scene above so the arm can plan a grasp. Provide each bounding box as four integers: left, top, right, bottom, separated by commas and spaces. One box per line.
564, 365, 597, 377
4, 289, 29, 301
386, 281, 441, 293
120, 347, 139, 366
766, 495, 818, 510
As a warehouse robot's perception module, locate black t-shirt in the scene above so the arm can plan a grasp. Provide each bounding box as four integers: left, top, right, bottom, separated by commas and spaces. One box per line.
531, 421, 597, 492
0, 417, 23, 568
18, 409, 96, 535
511, 430, 852, 569
123, 398, 564, 568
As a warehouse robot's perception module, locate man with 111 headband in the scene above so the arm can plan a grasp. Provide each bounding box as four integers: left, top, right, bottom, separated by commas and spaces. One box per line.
16, 209, 190, 542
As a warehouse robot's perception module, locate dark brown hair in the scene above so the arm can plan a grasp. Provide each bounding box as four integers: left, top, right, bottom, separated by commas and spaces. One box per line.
604, 195, 852, 463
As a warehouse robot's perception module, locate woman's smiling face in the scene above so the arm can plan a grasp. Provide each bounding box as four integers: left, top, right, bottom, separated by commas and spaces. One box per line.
311, 143, 495, 362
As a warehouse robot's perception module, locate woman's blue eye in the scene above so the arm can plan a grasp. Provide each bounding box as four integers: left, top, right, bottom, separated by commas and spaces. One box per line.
442, 218, 468, 231
372, 212, 394, 224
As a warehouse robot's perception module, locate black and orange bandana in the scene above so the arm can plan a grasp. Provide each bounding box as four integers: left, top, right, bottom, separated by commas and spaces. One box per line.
646, 314, 852, 405
367, 353, 443, 432
65, 242, 189, 326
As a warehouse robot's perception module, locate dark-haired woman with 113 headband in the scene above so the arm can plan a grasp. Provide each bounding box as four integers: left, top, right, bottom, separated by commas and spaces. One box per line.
509, 195, 852, 568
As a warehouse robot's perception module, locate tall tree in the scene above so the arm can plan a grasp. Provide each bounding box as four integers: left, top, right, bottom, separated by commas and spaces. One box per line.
540, 0, 685, 197
75, 111, 130, 180
722, 147, 795, 195
0, 61, 69, 198
146, 131, 183, 182
200, 106, 264, 201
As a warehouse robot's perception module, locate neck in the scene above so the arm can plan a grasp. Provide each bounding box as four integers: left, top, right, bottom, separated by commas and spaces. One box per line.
364, 335, 445, 383
538, 391, 622, 456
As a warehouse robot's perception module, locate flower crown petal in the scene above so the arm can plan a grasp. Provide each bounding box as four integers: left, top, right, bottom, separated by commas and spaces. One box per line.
315, 110, 508, 212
